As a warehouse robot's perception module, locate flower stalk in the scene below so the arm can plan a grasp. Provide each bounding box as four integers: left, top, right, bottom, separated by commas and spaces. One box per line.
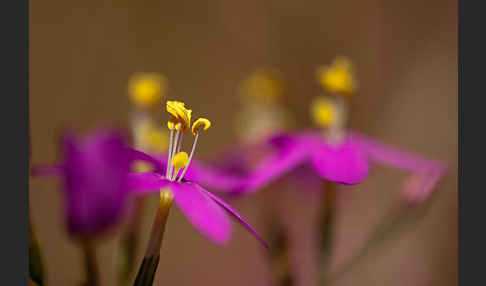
267, 223, 292, 286
133, 190, 173, 286
117, 198, 146, 286
29, 212, 45, 286
81, 240, 100, 286
318, 181, 338, 275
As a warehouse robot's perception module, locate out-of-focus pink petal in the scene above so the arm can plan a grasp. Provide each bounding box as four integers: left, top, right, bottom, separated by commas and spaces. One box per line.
198, 187, 268, 249
349, 132, 448, 172
349, 132, 449, 202
183, 161, 247, 192
402, 168, 448, 204
157, 155, 246, 192
127, 148, 165, 174
239, 140, 311, 194
310, 138, 369, 185
126, 172, 170, 195
171, 182, 231, 244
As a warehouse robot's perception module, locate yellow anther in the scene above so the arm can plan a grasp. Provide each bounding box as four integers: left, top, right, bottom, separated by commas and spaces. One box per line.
238, 68, 284, 103
171, 151, 189, 172
166, 101, 192, 132
167, 121, 175, 130
191, 118, 211, 135
311, 97, 336, 127
129, 73, 167, 109
316, 57, 357, 94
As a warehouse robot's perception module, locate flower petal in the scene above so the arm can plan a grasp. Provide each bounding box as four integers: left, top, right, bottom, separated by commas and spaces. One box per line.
240, 139, 311, 193
349, 132, 449, 172
171, 182, 231, 244
349, 132, 449, 201
198, 187, 268, 248
62, 131, 133, 236
310, 139, 369, 185
126, 172, 170, 195
183, 161, 247, 191
127, 148, 165, 174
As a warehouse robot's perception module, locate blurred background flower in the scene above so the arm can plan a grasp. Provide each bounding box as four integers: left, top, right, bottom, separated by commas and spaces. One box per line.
30, 0, 457, 285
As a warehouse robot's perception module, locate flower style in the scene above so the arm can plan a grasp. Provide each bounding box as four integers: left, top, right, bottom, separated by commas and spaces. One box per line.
128, 101, 267, 247
31, 130, 163, 237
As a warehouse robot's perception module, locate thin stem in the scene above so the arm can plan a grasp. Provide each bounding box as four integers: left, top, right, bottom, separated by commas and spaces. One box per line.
117, 198, 145, 286
267, 222, 293, 286
319, 181, 337, 279
81, 240, 99, 286
165, 129, 174, 178
133, 191, 173, 286
168, 130, 181, 179
177, 133, 183, 153
29, 210, 45, 286
320, 182, 442, 285
178, 133, 199, 182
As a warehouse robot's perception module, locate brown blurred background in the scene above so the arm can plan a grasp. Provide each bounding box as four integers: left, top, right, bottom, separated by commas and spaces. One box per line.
30, 0, 457, 285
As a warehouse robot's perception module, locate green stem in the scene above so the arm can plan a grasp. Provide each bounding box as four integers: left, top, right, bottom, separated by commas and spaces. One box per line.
133, 191, 173, 286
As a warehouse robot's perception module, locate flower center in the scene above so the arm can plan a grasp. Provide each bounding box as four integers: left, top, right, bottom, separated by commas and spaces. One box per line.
129, 73, 167, 109
316, 57, 357, 94
311, 96, 347, 144
164, 101, 211, 182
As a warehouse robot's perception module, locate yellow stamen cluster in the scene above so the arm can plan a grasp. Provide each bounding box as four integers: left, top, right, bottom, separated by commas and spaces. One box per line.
129, 73, 168, 109
238, 68, 284, 103
311, 97, 336, 127
165, 100, 212, 182
167, 101, 192, 132
191, 118, 211, 135
316, 57, 357, 94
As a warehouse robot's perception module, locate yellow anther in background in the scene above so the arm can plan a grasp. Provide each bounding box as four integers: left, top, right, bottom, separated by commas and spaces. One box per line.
191, 118, 211, 135
316, 57, 357, 94
311, 97, 337, 127
138, 121, 169, 153
238, 68, 284, 103
166, 101, 192, 132
133, 161, 153, 173
129, 73, 167, 109
171, 152, 189, 175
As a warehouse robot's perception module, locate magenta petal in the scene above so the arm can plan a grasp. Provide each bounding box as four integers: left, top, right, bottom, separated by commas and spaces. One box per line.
126, 172, 170, 195
349, 132, 449, 172
171, 182, 231, 244
241, 141, 311, 193
312, 141, 369, 185
198, 187, 268, 248
127, 148, 165, 174
183, 160, 247, 192
310, 140, 369, 185
157, 155, 247, 192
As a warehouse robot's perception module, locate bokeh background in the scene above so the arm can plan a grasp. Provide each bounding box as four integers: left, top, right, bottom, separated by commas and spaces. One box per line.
30, 0, 457, 285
